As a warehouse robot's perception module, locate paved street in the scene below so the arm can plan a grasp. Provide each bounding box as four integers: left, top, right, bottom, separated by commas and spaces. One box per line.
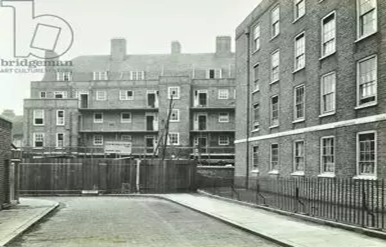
8, 197, 278, 247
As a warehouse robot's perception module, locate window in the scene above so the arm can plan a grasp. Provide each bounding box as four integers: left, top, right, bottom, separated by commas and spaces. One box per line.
33, 110, 44, 125
94, 113, 103, 123
270, 144, 279, 171
271, 50, 280, 82
252, 146, 259, 169
93, 71, 108, 80
56, 133, 65, 148
40, 92, 46, 98
93, 135, 103, 145
121, 135, 132, 142
120, 90, 134, 100
253, 25, 260, 51
271, 96, 279, 126
54, 91, 67, 99
321, 72, 336, 114
294, 85, 305, 120
253, 104, 259, 130
294, 0, 305, 20
33, 133, 44, 148
207, 69, 222, 79
56, 110, 65, 126
294, 33, 305, 71
294, 140, 305, 172
168, 133, 180, 145
218, 89, 229, 99
218, 136, 230, 146
96, 91, 106, 101
321, 137, 335, 173
357, 55, 377, 106
253, 64, 259, 91
170, 109, 180, 122
130, 71, 145, 80
271, 6, 280, 38
357, 131, 376, 176
168, 87, 180, 99
56, 72, 72, 81
321, 12, 336, 57
357, 0, 377, 39
121, 112, 131, 123
218, 112, 229, 123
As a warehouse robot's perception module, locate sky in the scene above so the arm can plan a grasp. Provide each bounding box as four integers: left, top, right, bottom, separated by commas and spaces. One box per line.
0, 0, 260, 115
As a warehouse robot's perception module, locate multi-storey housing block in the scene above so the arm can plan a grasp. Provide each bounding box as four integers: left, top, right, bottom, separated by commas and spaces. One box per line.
24, 37, 236, 163
235, 0, 386, 186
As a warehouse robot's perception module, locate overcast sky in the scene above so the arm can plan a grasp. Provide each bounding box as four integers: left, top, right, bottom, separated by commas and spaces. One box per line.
0, 0, 260, 115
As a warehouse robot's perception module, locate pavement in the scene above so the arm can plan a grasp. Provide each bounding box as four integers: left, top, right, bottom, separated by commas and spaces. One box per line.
0, 194, 386, 247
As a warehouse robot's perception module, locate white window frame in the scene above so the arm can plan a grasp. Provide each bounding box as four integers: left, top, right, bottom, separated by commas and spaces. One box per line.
39, 92, 46, 98
168, 87, 180, 99
270, 95, 279, 127
218, 112, 230, 123
293, 140, 305, 172
121, 112, 132, 123
121, 135, 132, 142
54, 91, 67, 99
294, 84, 305, 121
96, 91, 107, 101
356, 55, 377, 107
321, 11, 336, 58
356, 131, 377, 177
218, 89, 229, 99
93, 135, 104, 146
320, 72, 336, 115
218, 136, 230, 146
56, 71, 72, 81
168, 132, 180, 146
56, 110, 65, 126
253, 103, 259, 130
294, 32, 305, 71
94, 113, 103, 123
56, 133, 65, 149
33, 133, 44, 148
270, 143, 279, 171
294, 0, 305, 21
252, 146, 259, 169
93, 71, 108, 81
119, 90, 134, 101
253, 24, 260, 51
33, 109, 44, 126
320, 136, 335, 174
271, 5, 280, 38
253, 63, 259, 92
130, 71, 145, 80
169, 109, 180, 122
271, 50, 280, 83
207, 69, 222, 79
356, 0, 377, 40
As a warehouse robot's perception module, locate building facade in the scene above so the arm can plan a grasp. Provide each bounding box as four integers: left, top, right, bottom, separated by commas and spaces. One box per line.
24, 37, 236, 164
0, 117, 13, 208
235, 0, 386, 186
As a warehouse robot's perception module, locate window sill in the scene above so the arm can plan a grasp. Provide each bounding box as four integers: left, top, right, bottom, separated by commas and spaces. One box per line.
291, 171, 305, 176
270, 80, 279, 85
33, 147, 44, 150
353, 175, 377, 180
251, 129, 260, 133
270, 34, 280, 41
292, 119, 305, 124
251, 89, 260, 94
319, 112, 335, 118
318, 173, 336, 178
293, 67, 305, 74
355, 102, 377, 110
33, 124, 45, 126
251, 169, 260, 174
121, 122, 132, 124
252, 49, 260, 55
269, 125, 279, 129
268, 170, 279, 175
292, 15, 304, 24
319, 51, 336, 61
355, 32, 377, 43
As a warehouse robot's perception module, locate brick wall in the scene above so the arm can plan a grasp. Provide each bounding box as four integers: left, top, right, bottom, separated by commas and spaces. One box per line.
0, 117, 12, 208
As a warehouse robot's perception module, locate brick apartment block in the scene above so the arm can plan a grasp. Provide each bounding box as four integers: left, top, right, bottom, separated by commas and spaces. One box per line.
0, 116, 12, 208
235, 0, 386, 186
24, 37, 236, 164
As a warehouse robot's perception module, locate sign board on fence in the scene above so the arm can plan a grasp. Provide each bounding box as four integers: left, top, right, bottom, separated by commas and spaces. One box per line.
105, 141, 132, 154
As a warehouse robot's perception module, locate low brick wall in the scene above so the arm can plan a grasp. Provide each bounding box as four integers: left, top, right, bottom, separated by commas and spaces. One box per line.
197, 166, 234, 188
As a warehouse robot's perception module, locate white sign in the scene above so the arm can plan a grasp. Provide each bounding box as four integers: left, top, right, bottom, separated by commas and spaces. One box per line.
105, 141, 132, 154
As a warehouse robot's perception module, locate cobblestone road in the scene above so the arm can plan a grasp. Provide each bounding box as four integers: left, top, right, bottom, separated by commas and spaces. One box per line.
8, 197, 279, 247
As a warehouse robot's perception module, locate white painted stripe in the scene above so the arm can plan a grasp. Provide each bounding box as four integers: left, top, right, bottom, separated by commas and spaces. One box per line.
234, 113, 386, 144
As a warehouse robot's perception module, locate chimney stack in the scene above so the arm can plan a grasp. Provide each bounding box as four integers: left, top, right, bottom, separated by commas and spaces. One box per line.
111, 38, 127, 61
171, 41, 181, 54
216, 36, 231, 55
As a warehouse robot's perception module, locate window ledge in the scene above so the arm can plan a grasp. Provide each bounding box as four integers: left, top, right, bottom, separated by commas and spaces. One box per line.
319, 112, 335, 118
270, 80, 279, 85
319, 51, 336, 61
353, 175, 377, 180
292, 119, 305, 124
269, 125, 279, 129
292, 15, 305, 24
355, 32, 377, 43
33, 147, 44, 150
251, 169, 260, 174
355, 102, 377, 110
270, 34, 280, 41
252, 89, 260, 94
318, 173, 336, 178
252, 49, 260, 55
291, 171, 305, 176
251, 129, 260, 133
268, 170, 279, 175
293, 67, 305, 74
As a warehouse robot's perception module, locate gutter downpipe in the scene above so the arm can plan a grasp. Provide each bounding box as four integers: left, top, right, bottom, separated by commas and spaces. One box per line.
245, 28, 251, 189
136, 159, 141, 193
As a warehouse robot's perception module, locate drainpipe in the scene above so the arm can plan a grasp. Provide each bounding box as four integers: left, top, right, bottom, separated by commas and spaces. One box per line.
245, 28, 251, 189
136, 159, 141, 193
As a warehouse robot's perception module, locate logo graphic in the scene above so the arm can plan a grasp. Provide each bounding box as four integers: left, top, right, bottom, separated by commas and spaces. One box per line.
1, 0, 74, 59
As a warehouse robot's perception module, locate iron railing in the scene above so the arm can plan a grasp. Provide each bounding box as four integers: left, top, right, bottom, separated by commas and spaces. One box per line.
198, 175, 386, 231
